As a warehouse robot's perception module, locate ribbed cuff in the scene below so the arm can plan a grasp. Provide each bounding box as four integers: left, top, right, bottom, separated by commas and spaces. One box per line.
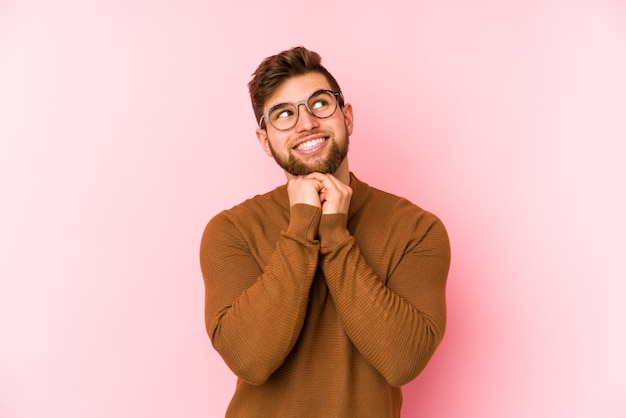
286, 204, 322, 241
318, 213, 350, 249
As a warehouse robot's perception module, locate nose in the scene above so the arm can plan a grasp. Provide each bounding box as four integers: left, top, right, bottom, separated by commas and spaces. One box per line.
294, 103, 319, 132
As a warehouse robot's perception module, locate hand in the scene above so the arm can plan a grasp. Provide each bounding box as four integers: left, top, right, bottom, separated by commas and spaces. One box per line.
287, 176, 323, 208
304, 173, 352, 214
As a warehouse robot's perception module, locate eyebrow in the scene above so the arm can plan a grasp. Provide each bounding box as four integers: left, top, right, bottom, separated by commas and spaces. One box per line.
269, 89, 329, 109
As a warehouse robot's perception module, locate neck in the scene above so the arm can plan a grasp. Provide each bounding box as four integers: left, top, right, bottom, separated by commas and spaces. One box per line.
331, 157, 351, 184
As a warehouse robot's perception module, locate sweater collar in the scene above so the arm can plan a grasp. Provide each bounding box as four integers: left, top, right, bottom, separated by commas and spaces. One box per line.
347, 172, 370, 218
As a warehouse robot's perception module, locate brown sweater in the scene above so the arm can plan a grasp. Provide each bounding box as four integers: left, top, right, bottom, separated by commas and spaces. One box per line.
200, 173, 450, 417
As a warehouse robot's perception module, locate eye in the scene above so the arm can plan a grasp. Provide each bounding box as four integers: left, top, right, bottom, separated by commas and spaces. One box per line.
311, 99, 329, 110
308, 91, 333, 110
269, 105, 295, 121
277, 109, 294, 119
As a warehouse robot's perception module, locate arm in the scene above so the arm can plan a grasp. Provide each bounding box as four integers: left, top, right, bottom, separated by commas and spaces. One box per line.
199, 204, 321, 385
319, 213, 450, 387
305, 172, 449, 386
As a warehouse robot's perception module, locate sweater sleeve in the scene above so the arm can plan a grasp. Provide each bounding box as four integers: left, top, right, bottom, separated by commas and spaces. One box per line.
200, 204, 321, 385
318, 212, 450, 387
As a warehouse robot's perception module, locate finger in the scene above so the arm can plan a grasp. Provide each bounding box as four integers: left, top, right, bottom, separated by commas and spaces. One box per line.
305, 173, 337, 191
304, 172, 328, 183
290, 177, 323, 189
321, 173, 344, 190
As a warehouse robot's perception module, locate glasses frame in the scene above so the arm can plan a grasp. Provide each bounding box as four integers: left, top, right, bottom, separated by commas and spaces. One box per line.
258, 90, 342, 131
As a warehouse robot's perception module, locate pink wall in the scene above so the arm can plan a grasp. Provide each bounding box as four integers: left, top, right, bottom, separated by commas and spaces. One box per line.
1, 1, 625, 417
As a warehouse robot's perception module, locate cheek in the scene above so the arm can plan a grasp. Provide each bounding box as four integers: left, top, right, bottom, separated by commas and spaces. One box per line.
340, 118, 353, 137
263, 134, 283, 157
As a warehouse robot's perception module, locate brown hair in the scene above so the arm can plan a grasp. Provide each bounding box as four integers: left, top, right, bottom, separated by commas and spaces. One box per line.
248, 46, 344, 127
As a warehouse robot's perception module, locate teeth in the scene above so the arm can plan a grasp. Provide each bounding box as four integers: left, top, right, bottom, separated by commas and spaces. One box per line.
295, 138, 324, 151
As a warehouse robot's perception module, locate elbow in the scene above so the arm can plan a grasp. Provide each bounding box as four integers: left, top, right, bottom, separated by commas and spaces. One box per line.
208, 316, 284, 385
384, 332, 444, 387
385, 357, 431, 387
212, 338, 280, 386
225, 358, 276, 385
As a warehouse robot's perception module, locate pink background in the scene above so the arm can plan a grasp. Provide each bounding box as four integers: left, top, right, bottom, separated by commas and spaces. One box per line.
1, 1, 625, 417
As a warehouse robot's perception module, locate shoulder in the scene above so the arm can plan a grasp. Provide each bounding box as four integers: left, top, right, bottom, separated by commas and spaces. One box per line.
204, 185, 288, 237
352, 176, 448, 242
360, 181, 441, 224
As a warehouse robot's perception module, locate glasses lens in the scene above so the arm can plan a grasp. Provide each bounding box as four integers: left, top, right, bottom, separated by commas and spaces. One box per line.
307, 91, 337, 119
268, 103, 297, 130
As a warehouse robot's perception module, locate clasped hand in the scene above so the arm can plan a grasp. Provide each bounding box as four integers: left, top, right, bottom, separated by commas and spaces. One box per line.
287, 173, 352, 215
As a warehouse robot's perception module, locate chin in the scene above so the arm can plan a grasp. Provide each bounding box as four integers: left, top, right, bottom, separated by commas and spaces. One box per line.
274, 140, 348, 177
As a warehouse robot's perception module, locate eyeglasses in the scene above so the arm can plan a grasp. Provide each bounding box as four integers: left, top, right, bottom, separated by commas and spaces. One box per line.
259, 90, 342, 131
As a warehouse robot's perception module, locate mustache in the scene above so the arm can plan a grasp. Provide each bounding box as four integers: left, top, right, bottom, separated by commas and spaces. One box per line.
294, 130, 330, 142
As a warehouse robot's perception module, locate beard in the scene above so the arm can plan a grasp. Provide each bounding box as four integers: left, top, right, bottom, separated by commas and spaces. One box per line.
267, 135, 349, 177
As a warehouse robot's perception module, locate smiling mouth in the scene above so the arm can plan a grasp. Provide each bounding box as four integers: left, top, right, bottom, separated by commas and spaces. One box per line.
294, 137, 326, 151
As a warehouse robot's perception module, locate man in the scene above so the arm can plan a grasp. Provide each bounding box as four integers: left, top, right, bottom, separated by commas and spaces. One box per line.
200, 46, 450, 417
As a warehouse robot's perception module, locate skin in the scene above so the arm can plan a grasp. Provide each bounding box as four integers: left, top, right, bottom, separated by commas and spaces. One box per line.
255, 73, 355, 215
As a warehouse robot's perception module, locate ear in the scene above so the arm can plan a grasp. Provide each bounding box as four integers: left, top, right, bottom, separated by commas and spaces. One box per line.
256, 128, 273, 157
341, 103, 354, 136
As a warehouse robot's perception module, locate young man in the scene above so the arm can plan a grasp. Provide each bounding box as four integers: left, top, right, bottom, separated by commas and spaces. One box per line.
200, 46, 450, 417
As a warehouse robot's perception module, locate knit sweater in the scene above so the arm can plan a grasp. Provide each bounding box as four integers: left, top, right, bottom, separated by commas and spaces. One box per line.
200, 173, 450, 417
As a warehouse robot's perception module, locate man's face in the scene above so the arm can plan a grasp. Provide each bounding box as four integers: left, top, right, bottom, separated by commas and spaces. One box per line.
256, 72, 354, 177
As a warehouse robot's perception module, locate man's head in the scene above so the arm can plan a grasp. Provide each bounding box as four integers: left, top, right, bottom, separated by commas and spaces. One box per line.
249, 47, 353, 179
248, 46, 344, 125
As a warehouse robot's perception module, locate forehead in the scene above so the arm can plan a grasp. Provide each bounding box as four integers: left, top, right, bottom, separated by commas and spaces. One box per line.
266, 72, 332, 108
